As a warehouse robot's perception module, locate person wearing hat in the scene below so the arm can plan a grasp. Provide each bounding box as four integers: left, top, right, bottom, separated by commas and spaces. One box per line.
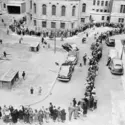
72, 98, 77, 107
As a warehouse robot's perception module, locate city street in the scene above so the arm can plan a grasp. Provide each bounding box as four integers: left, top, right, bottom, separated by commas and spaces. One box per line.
0, 26, 124, 125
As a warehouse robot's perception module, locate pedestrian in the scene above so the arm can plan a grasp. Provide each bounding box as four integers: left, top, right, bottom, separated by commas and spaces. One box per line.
38, 110, 44, 125
38, 87, 42, 95
49, 102, 54, 118
53, 106, 58, 122
106, 57, 111, 66
74, 104, 79, 119
79, 63, 82, 67
57, 107, 61, 122
44, 108, 50, 123
72, 98, 77, 107
22, 71, 25, 79
68, 103, 74, 121
3, 51, 7, 57
30, 87, 34, 95
0, 39, 2, 44
83, 53, 87, 65
60, 109, 66, 123
41, 37, 44, 44
19, 36, 23, 44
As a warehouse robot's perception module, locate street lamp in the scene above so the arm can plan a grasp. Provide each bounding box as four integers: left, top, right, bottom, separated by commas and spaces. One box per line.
121, 39, 125, 60
54, 30, 56, 53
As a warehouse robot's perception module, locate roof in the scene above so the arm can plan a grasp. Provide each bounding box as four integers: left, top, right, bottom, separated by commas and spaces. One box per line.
59, 65, 70, 76
7, 0, 25, 6
67, 56, 76, 61
30, 42, 40, 48
113, 58, 123, 65
0, 69, 18, 82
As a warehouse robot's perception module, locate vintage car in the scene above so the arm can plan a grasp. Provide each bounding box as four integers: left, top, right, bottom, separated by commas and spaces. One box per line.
62, 43, 79, 52
106, 38, 115, 47
65, 55, 78, 65
109, 58, 124, 75
108, 49, 119, 60
57, 63, 74, 82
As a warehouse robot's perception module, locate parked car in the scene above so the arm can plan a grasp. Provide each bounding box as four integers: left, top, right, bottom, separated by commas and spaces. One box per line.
62, 43, 79, 52
106, 38, 115, 47
109, 58, 124, 75
57, 63, 74, 82
108, 49, 119, 60
65, 55, 78, 65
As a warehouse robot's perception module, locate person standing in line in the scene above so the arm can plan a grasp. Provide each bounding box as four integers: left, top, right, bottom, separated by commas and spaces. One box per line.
22, 71, 26, 79
72, 98, 77, 107
3, 51, 7, 57
68, 103, 74, 121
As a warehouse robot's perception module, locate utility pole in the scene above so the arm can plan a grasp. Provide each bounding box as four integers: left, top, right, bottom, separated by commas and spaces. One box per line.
54, 30, 56, 53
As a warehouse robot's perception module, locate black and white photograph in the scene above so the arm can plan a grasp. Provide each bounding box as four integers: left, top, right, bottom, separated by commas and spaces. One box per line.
0, 0, 125, 125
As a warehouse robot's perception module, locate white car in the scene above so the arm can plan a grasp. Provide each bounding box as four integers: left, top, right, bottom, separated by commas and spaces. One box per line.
108, 49, 119, 60
57, 63, 74, 82
65, 55, 78, 65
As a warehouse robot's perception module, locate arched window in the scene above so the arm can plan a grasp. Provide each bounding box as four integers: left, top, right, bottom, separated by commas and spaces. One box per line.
97, 0, 100, 6
30, 0, 32, 9
82, 3, 86, 12
42, 4, 47, 15
3, 3, 6, 8
93, 0, 96, 5
61, 6, 66, 16
72, 6, 76, 16
52, 5, 56, 15
101, 1, 104, 6
34, 3, 36, 13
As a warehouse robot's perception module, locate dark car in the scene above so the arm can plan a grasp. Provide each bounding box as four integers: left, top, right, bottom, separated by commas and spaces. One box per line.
57, 63, 74, 82
62, 43, 79, 52
105, 38, 115, 47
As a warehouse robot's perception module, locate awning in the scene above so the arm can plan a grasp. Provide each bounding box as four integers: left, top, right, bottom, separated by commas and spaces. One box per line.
0, 69, 18, 82
6, 1, 25, 7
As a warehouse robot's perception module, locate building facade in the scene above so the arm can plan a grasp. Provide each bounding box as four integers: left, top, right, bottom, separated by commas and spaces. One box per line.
2, 0, 125, 29
110, 0, 125, 23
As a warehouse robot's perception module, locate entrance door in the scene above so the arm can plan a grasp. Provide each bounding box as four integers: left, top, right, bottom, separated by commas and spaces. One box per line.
7, 6, 20, 14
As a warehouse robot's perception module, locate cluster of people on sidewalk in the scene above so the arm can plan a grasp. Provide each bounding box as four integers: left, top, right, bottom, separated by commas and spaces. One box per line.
0, 102, 67, 125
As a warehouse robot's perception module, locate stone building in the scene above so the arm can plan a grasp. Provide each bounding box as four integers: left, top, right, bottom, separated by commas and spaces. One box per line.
110, 0, 125, 23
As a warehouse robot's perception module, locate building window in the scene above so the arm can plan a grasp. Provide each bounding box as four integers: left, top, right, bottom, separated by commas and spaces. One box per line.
81, 18, 85, 23
30, 0, 32, 9
30, 14, 32, 20
100, 9, 103, 12
71, 23, 74, 29
119, 18, 124, 23
120, 5, 125, 13
82, 3, 86, 12
102, 16, 105, 20
101, 1, 104, 6
51, 22, 56, 28
3, 3, 6, 8
34, 3, 36, 13
92, 9, 95, 11
72, 6, 76, 16
104, 9, 107, 12
34, 20, 36, 26
42, 4, 47, 15
42, 21, 47, 28
52, 5, 56, 15
93, 0, 96, 5
60, 23, 65, 29
97, 0, 100, 6
61, 6, 66, 16
96, 9, 99, 12
105, 1, 108, 6
107, 16, 110, 21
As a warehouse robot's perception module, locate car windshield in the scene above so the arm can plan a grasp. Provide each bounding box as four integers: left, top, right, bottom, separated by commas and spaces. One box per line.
114, 64, 122, 69
67, 56, 76, 61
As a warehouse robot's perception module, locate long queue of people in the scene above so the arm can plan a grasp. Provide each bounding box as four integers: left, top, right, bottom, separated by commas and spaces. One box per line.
7, 16, 125, 39
0, 102, 67, 125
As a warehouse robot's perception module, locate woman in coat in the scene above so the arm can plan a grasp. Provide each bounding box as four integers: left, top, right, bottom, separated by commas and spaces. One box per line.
61, 109, 66, 122
38, 110, 44, 125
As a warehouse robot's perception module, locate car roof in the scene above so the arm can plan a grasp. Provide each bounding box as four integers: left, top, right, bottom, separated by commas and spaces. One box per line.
59, 65, 70, 76
67, 56, 76, 61
112, 58, 123, 65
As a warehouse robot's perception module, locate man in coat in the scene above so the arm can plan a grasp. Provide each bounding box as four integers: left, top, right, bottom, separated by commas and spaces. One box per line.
68, 103, 74, 121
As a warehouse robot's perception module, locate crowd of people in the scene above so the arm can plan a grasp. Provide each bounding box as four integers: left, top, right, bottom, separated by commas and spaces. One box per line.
1, 16, 125, 124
